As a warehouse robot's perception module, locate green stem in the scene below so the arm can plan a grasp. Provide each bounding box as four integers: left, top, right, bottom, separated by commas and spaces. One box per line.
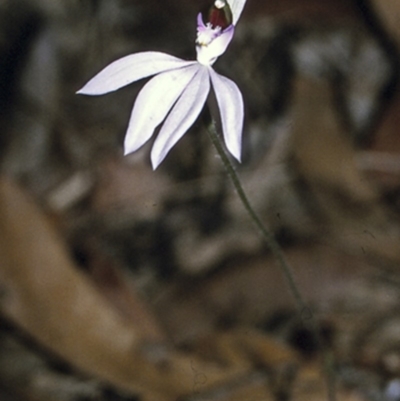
206, 119, 336, 401
207, 120, 306, 312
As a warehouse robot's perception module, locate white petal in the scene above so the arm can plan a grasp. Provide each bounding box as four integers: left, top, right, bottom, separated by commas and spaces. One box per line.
209, 68, 243, 161
151, 66, 210, 169
77, 51, 195, 95
196, 26, 234, 66
124, 64, 199, 155
226, 0, 247, 25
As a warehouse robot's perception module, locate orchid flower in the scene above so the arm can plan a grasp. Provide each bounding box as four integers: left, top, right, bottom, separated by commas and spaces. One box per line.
77, 0, 246, 169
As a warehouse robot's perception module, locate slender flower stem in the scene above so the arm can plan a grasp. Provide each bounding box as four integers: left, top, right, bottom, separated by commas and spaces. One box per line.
207, 119, 307, 312
206, 119, 336, 401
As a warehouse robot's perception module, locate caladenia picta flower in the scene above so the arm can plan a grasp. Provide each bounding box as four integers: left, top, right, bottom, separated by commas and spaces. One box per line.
77, 0, 310, 350
77, 0, 247, 169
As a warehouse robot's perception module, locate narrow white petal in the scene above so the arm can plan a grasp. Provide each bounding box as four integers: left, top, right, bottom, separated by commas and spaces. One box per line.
124, 64, 199, 155
77, 51, 195, 95
226, 0, 247, 25
151, 66, 210, 169
209, 68, 243, 162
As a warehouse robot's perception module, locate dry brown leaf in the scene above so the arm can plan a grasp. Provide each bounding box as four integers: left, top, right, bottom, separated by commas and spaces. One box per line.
372, 90, 400, 156
369, 0, 400, 46
0, 177, 247, 400
292, 362, 370, 401
281, 77, 400, 264
153, 244, 377, 345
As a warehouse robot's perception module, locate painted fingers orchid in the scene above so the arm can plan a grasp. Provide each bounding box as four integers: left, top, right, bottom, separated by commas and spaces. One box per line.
77, 0, 246, 169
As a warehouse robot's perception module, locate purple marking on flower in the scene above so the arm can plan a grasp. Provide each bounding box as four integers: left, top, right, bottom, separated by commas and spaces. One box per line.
196, 13, 222, 47
196, 12, 235, 66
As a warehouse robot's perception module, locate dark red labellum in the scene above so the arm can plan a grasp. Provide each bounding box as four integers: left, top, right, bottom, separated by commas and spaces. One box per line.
207, 1, 232, 29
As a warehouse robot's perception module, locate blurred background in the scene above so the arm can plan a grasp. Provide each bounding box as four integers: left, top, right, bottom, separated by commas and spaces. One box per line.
1, 0, 400, 400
